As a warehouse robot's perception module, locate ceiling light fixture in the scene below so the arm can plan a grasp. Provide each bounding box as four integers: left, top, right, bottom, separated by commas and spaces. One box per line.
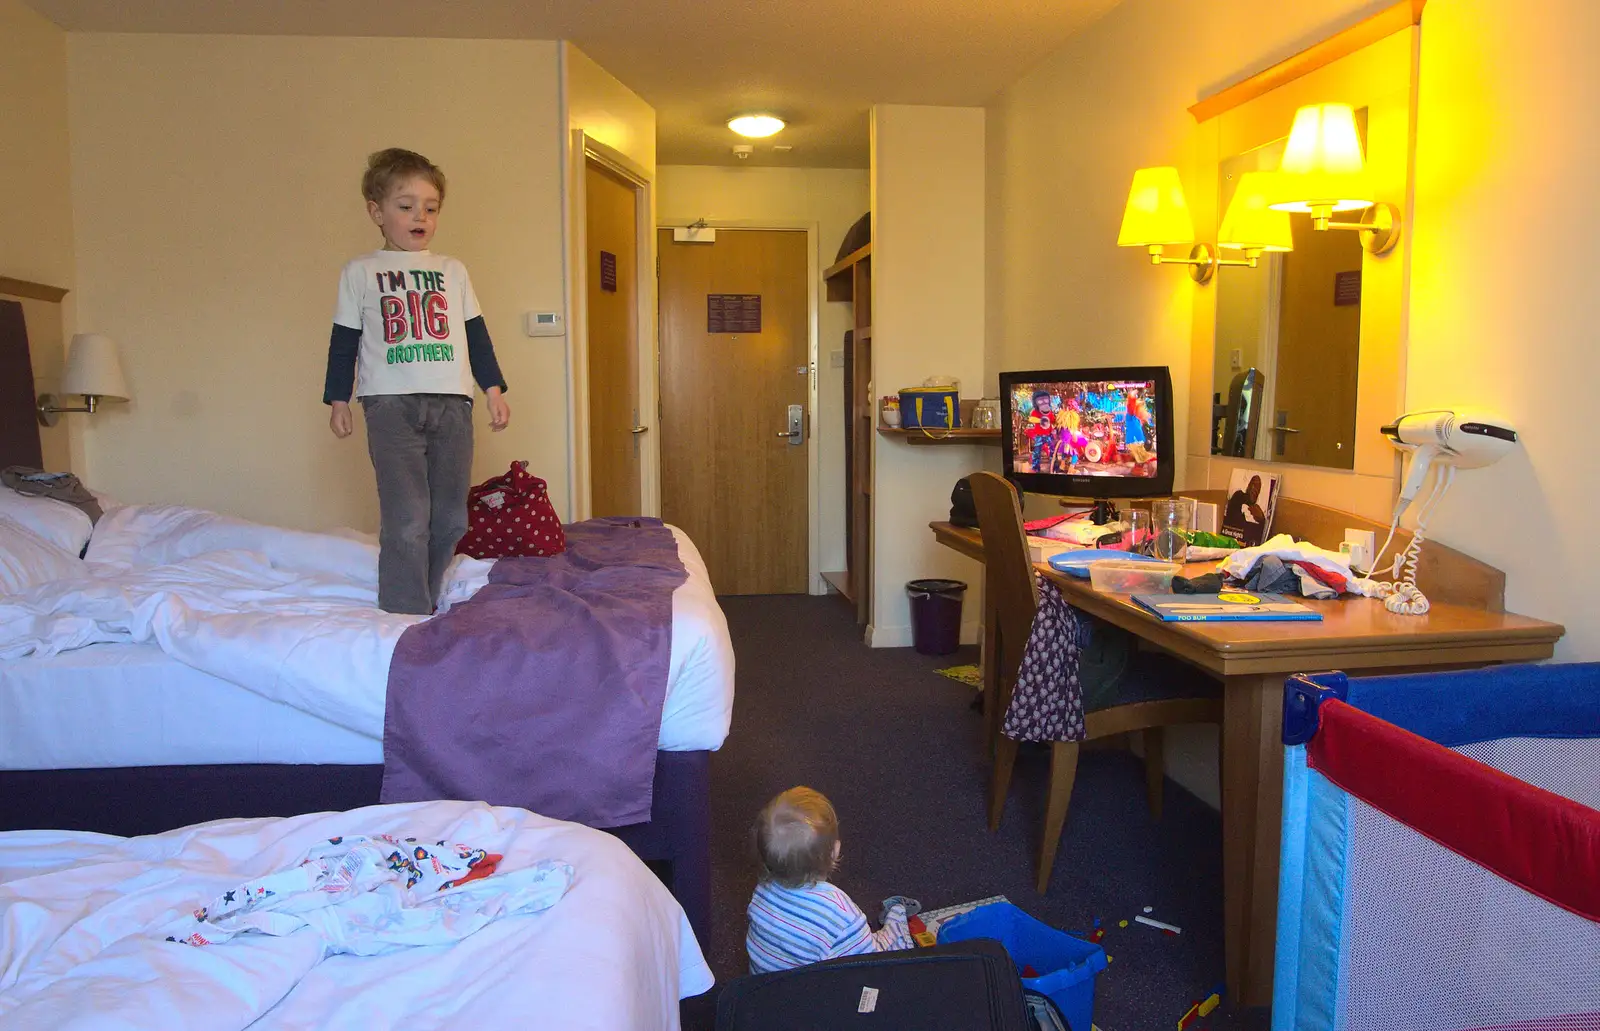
728, 114, 785, 138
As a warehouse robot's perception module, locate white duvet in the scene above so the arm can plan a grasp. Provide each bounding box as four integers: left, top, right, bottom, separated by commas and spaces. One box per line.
0, 800, 713, 1030
0, 505, 733, 749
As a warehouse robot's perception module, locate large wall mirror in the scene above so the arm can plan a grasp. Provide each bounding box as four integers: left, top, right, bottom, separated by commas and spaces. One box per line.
1212, 127, 1365, 470
1186, 6, 1421, 521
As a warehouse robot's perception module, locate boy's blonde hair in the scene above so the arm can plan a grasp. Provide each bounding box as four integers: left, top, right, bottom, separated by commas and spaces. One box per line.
362, 148, 447, 205
755, 787, 838, 888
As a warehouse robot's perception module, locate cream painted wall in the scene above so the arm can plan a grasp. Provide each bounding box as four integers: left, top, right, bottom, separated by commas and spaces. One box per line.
985, 0, 1395, 808
563, 43, 657, 521
871, 105, 987, 646
985, 0, 1396, 483
565, 44, 657, 178
987, 0, 1600, 806
1406, 0, 1600, 660
656, 165, 870, 578
0, 0, 82, 473
65, 34, 567, 532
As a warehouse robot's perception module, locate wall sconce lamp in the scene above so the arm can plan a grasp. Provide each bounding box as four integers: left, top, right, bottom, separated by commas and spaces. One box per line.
1217, 171, 1295, 266
1267, 103, 1401, 255
36, 333, 131, 427
1118, 167, 1217, 284
1119, 167, 1273, 284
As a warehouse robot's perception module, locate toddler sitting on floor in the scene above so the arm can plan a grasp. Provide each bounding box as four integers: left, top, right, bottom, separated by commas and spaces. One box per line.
745, 786, 916, 973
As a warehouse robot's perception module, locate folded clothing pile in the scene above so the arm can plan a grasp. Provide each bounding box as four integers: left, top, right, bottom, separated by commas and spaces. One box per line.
1217, 533, 1358, 600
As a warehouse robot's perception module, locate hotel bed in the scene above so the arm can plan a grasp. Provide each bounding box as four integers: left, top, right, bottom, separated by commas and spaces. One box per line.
0, 496, 734, 944
0, 799, 713, 1030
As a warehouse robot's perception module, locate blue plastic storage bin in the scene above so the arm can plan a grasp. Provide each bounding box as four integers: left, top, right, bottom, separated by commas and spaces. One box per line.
938, 902, 1107, 1031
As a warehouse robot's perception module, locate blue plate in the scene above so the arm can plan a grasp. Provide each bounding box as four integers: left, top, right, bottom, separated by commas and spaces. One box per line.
1047, 549, 1170, 577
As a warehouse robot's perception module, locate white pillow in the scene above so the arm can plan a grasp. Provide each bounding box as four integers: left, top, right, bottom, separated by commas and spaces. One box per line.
0, 514, 83, 595
0, 488, 95, 556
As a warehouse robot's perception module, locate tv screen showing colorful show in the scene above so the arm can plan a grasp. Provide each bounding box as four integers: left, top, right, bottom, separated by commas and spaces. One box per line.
1008, 379, 1161, 478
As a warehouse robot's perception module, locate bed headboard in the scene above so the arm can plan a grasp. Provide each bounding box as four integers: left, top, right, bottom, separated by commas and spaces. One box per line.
0, 298, 44, 469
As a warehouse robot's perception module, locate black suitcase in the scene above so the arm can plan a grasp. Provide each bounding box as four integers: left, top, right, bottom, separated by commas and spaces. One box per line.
714, 939, 1033, 1031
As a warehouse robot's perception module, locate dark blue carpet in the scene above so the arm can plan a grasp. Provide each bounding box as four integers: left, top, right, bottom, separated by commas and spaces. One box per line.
681, 594, 1266, 1031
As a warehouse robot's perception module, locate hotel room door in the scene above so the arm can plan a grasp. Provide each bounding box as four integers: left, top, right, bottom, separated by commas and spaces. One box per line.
658, 228, 808, 595
586, 160, 643, 517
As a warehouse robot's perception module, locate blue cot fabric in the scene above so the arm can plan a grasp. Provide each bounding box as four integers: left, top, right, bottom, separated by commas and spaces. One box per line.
1345, 663, 1600, 746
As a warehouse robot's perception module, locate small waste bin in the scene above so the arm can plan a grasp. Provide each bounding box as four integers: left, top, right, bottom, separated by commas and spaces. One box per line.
906, 578, 966, 655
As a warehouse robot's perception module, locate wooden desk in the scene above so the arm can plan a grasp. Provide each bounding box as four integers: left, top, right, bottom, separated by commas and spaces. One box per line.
931, 520, 1565, 1007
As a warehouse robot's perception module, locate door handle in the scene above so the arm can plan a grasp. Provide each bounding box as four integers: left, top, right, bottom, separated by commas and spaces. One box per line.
1270, 411, 1300, 456
776, 404, 804, 445
630, 425, 649, 434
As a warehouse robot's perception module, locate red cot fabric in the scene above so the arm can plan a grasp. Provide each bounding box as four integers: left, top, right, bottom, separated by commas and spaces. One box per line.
455, 461, 566, 558
1307, 697, 1600, 923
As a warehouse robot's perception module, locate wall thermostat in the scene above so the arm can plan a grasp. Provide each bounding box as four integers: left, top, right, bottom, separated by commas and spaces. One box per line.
524, 311, 564, 337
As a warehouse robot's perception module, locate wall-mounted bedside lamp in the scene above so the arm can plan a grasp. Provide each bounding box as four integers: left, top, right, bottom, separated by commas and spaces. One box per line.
1117, 166, 1215, 283
1119, 166, 1264, 284
36, 333, 131, 427
1268, 103, 1401, 255
1217, 171, 1295, 265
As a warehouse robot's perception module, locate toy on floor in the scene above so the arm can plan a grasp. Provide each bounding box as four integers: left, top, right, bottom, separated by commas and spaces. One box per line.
1176, 984, 1225, 1029
909, 894, 1010, 947
1135, 914, 1182, 935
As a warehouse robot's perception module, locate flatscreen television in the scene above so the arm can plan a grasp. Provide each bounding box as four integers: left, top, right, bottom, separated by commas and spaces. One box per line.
999, 365, 1175, 503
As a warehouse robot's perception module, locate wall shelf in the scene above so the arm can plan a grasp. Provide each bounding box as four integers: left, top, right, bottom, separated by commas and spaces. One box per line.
821, 570, 854, 601
877, 427, 1003, 446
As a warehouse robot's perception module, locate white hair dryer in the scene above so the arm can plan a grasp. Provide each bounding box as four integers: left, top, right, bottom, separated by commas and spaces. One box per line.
1357, 409, 1519, 614
1380, 409, 1520, 512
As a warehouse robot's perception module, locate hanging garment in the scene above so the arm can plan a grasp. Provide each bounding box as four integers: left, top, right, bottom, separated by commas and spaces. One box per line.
1002, 577, 1088, 743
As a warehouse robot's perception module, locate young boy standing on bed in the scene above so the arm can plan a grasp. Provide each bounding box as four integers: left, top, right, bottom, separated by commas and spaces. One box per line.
323, 148, 511, 615
746, 787, 917, 973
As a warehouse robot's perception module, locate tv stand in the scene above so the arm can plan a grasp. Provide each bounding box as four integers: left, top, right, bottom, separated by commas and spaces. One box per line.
1089, 499, 1119, 525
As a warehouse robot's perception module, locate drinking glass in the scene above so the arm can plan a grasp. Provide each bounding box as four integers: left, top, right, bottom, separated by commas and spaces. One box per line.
1126, 509, 1152, 554
1150, 498, 1193, 562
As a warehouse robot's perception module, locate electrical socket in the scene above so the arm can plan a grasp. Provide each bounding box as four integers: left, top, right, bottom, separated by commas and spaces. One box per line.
1342, 528, 1377, 573
830, 349, 845, 369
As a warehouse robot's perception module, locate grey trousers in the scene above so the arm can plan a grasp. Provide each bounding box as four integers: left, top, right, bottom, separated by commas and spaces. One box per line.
361, 393, 474, 614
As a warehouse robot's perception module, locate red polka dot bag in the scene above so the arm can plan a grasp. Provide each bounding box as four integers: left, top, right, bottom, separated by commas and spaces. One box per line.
455, 460, 566, 558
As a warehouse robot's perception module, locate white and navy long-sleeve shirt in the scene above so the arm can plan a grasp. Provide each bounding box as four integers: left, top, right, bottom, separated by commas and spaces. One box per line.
746, 880, 913, 974
322, 250, 507, 403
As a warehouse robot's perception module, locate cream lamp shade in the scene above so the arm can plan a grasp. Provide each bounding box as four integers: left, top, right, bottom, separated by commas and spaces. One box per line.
61, 333, 130, 401
1218, 172, 1295, 253
1269, 103, 1374, 214
1117, 167, 1196, 247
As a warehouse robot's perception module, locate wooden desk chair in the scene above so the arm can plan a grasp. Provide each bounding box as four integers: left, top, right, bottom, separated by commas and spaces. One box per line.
967, 471, 1223, 892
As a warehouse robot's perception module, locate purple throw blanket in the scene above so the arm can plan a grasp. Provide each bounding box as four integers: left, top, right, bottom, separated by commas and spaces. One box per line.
380, 517, 687, 827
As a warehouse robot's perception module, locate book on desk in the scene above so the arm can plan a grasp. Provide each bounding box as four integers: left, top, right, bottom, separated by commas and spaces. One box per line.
1133, 591, 1321, 622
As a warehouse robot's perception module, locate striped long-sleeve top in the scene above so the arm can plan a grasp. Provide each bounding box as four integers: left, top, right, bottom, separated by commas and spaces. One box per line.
746, 879, 913, 974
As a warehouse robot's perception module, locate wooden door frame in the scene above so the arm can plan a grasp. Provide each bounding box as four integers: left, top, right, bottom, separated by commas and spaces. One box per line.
656, 219, 823, 596
567, 131, 659, 522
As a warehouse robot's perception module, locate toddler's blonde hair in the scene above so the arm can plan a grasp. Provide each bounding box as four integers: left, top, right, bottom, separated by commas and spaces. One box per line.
362, 148, 447, 205
754, 787, 838, 888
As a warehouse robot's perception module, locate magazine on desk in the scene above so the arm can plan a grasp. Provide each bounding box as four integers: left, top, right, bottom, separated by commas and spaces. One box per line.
1220, 469, 1282, 547
1133, 591, 1321, 622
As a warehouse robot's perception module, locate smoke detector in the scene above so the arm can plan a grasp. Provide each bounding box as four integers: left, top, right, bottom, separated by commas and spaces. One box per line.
732, 144, 754, 160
